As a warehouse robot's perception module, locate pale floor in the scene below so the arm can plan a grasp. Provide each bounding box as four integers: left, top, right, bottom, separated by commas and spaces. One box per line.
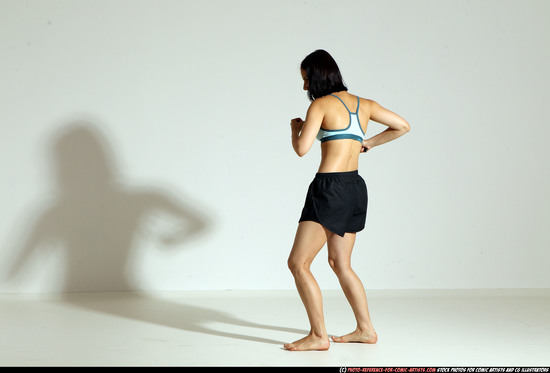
1, 289, 549, 367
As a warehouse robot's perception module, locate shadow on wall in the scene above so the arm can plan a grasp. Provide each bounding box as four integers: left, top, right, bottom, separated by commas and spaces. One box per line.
6, 121, 210, 292
4, 121, 303, 345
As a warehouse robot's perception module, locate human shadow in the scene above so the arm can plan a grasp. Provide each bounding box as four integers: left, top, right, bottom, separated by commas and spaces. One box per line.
6, 121, 209, 292
4, 120, 303, 345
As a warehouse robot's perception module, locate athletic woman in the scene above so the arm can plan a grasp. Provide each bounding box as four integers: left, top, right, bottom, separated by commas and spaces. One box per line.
284, 50, 410, 351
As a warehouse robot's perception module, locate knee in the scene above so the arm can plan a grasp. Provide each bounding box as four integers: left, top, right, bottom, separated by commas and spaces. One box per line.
328, 257, 338, 273
328, 256, 350, 276
287, 257, 309, 277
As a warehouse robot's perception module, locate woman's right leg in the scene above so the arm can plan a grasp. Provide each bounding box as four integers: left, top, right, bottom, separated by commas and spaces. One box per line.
284, 221, 330, 351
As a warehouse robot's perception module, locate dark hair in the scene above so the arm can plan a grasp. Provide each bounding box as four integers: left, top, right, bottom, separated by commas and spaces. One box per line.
300, 49, 348, 101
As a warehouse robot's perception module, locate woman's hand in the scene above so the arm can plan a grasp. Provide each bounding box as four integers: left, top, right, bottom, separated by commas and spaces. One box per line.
361, 140, 371, 153
290, 118, 305, 133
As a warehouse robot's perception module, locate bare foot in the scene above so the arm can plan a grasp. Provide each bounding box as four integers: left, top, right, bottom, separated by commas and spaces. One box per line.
331, 328, 378, 344
284, 333, 330, 351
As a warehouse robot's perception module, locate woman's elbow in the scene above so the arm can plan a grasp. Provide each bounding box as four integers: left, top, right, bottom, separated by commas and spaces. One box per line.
294, 142, 311, 157
295, 148, 308, 157
401, 120, 411, 134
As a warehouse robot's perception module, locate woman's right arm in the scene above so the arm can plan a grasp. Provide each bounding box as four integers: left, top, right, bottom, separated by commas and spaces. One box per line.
362, 100, 410, 152
291, 100, 323, 157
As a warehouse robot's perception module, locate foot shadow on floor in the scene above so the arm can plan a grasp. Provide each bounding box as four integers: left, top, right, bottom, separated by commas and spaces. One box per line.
63, 292, 307, 346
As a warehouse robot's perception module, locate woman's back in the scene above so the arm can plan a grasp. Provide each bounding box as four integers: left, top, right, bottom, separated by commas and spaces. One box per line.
316, 91, 372, 173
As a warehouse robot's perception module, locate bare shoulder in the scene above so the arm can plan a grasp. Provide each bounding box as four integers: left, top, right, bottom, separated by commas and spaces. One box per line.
352, 95, 376, 116
311, 95, 333, 106
307, 95, 333, 114
358, 96, 378, 107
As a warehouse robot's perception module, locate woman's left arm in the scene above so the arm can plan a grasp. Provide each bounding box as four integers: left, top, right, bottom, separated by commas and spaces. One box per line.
291, 101, 323, 157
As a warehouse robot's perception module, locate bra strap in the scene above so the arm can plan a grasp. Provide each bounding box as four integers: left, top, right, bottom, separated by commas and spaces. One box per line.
330, 94, 352, 113
330, 94, 359, 114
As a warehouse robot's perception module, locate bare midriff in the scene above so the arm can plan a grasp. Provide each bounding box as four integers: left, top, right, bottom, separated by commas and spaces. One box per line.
318, 139, 363, 173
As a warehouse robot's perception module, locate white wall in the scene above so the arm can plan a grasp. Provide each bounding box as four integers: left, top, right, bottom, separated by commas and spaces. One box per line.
1, 0, 549, 293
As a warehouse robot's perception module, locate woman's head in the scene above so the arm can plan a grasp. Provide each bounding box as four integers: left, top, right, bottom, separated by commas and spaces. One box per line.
300, 49, 347, 101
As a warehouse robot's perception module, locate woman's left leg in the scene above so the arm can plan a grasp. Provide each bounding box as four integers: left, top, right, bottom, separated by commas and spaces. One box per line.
327, 231, 378, 344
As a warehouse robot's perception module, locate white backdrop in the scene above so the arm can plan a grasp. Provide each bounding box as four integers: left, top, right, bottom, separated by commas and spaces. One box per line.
1, 0, 549, 293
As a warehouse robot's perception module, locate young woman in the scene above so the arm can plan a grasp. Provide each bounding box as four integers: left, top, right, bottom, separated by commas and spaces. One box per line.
284, 50, 410, 351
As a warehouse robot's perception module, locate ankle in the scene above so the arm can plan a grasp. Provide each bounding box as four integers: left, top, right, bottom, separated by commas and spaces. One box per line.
310, 329, 329, 339
356, 323, 375, 333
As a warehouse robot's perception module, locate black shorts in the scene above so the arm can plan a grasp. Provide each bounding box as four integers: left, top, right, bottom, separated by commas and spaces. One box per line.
299, 170, 368, 237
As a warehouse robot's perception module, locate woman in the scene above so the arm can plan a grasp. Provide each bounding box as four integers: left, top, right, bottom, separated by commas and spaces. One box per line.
285, 50, 410, 351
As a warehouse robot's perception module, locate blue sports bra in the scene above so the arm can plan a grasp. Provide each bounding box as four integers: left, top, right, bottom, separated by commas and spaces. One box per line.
316, 94, 365, 143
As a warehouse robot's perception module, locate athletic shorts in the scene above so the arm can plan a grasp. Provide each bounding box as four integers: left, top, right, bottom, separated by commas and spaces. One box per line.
299, 170, 368, 237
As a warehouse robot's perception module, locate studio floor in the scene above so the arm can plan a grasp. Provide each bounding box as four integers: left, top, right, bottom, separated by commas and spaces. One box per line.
1, 289, 549, 367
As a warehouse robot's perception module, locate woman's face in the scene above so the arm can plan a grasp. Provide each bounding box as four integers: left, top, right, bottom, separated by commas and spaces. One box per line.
301, 69, 309, 91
